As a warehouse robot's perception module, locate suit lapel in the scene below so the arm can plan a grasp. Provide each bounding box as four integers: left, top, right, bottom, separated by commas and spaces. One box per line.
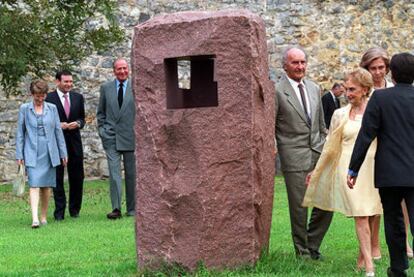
109, 80, 121, 116
28, 101, 36, 116
119, 82, 132, 115
43, 102, 50, 117
329, 94, 335, 109
304, 80, 318, 126
29, 101, 50, 116
281, 75, 310, 126
68, 92, 76, 121
329, 93, 338, 109
51, 91, 67, 121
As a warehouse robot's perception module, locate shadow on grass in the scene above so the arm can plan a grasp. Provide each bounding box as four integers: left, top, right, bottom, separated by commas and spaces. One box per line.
136, 248, 377, 277
136, 250, 303, 277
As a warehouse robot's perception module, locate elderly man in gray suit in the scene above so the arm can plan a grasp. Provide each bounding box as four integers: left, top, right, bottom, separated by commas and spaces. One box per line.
275, 46, 333, 259
97, 58, 136, 219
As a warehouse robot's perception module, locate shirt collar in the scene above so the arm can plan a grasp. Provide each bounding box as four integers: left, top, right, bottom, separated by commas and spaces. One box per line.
385, 79, 394, 88
116, 79, 128, 87
286, 75, 304, 89
57, 88, 69, 98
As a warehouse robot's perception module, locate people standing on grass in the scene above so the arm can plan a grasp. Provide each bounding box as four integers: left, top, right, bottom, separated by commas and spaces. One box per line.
46, 70, 86, 221
275, 46, 333, 260
348, 52, 414, 277
15, 80, 68, 228
13, 48, 413, 276
303, 68, 381, 277
360, 47, 413, 259
97, 58, 136, 220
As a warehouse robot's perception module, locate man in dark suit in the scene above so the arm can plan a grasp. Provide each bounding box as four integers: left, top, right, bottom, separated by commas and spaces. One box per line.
46, 70, 85, 220
348, 53, 414, 277
97, 58, 136, 219
275, 46, 333, 259
321, 83, 344, 128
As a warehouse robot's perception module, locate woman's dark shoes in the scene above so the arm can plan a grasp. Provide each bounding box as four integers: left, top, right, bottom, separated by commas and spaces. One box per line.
107, 209, 122, 219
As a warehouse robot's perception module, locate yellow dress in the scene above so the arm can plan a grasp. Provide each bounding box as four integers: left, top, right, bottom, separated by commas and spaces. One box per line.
303, 105, 382, 217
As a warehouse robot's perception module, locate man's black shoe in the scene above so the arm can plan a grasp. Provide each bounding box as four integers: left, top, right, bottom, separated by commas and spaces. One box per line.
54, 216, 64, 221
107, 209, 122, 219
387, 267, 407, 277
309, 249, 322, 260
70, 213, 79, 218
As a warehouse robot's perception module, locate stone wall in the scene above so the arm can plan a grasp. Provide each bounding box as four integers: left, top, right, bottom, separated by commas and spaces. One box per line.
1, 0, 413, 182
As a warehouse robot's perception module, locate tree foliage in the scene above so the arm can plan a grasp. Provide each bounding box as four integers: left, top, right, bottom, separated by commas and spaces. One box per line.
0, 0, 124, 95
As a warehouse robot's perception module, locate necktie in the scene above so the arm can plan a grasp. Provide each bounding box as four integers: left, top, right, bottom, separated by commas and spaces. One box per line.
298, 84, 311, 125
118, 82, 123, 108
63, 94, 70, 118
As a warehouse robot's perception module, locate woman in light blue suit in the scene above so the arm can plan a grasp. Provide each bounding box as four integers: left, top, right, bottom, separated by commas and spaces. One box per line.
15, 80, 68, 228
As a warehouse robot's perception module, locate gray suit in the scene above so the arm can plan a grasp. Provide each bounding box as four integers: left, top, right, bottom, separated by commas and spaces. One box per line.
97, 79, 136, 214
275, 74, 333, 256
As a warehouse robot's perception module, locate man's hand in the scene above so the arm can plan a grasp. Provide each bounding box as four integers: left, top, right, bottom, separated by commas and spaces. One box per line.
67, 121, 79, 130
347, 174, 357, 189
305, 171, 313, 187
16, 159, 24, 165
61, 122, 79, 130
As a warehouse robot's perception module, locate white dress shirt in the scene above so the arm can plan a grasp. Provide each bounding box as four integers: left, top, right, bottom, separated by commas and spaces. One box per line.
57, 88, 71, 107
286, 76, 311, 119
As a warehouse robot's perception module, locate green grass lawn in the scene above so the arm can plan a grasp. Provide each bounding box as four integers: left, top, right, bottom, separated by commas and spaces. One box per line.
0, 177, 412, 276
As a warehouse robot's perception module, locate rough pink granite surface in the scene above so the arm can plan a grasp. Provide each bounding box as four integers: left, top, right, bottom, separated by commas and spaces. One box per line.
131, 9, 275, 270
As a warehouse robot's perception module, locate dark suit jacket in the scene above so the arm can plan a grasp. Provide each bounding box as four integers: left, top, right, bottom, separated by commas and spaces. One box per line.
321, 92, 338, 129
349, 83, 414, 187
46, 90, 85, 157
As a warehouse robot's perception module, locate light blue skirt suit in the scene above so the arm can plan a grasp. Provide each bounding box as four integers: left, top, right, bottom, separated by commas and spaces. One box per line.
15, 102, 67, 188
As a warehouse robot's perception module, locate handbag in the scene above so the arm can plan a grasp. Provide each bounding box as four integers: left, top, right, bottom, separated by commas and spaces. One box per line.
12, 164, 26, 197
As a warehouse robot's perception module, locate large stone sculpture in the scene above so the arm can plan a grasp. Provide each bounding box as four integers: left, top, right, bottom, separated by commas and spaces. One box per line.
132, 9, 275, 270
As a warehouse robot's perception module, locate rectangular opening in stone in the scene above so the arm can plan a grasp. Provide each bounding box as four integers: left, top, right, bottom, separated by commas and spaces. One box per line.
177, 60, 191, 90
165, 55, 218, 109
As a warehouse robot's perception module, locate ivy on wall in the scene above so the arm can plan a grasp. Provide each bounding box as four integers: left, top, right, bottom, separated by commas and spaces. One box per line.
0, 0, 124, 96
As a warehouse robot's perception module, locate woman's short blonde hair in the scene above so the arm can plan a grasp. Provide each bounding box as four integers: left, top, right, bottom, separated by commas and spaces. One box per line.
360, 47, 390, 73
30, 79, 48, 95
344, 68, 374, 96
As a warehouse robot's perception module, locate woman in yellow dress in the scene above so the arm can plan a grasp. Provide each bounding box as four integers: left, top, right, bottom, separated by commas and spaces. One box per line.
303, 68, 382, 277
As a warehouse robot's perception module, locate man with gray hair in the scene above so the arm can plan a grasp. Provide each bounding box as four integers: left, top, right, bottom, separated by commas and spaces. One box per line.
275, 46, 333, 259
97, 58, 136, 219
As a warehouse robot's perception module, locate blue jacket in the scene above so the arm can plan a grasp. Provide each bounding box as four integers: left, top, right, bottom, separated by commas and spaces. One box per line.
15, 101, 67, 167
